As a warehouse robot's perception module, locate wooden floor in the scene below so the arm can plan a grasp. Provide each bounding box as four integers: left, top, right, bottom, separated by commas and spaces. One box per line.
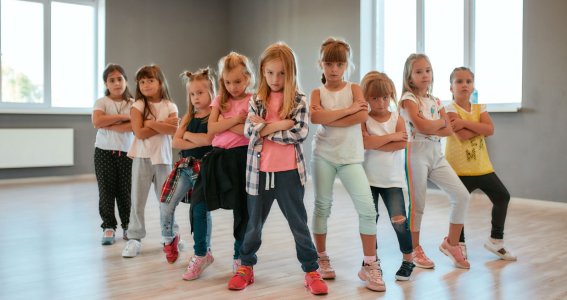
0, 176, 566, 300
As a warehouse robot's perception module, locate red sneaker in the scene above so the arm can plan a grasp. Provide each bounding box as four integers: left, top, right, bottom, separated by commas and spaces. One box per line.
305, 271, 328, 295
228, 266, 254, 290
163, 233, 179, 264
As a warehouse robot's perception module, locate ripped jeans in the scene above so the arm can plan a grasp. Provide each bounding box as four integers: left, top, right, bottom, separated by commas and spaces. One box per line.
371, 186, 413, 254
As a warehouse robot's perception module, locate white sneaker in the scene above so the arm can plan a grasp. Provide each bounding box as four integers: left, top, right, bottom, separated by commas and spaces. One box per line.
122, 239, 141, 258
178, 239, 186, 252
484, 239, 517, 261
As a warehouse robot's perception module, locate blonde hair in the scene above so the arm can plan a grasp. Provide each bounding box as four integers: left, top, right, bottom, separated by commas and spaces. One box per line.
401, 53, 434, 108
179, 67, 216, 127
135, 64, 172, 120
319, 37, 354, 84
449, 67, 475, 100
217, 52, 255, 112
257, 42, 300, 119
361, 71, 397, 105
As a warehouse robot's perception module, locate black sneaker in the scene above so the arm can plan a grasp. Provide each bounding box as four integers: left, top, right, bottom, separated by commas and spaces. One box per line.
395, 261, 415, 281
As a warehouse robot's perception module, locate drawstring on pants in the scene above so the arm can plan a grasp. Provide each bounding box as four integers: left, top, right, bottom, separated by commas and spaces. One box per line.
264, 172, 275, 190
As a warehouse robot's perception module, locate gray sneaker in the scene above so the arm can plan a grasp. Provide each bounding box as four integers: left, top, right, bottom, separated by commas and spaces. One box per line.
101, 229, 115, 246
122, 239, 141, 257
317, 255, 336, 279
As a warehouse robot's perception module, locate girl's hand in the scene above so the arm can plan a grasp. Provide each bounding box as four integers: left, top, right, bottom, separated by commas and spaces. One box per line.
450, 118, 465, 131
249, 115, 266, 124
311, 104, 324, 112
235, 111, 247, 124
391, 131, 408, 142
164, 116, 180, 126
348, 100, 368, 114
281, 119, 295, 130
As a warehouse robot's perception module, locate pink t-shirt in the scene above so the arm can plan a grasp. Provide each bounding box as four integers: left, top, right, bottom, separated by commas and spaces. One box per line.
210, 94, 251, 149
259, 92, 296, 172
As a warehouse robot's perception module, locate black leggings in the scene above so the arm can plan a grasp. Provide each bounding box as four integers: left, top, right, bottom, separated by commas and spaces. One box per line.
94, 147, 132, 230
459, 172, 510, 241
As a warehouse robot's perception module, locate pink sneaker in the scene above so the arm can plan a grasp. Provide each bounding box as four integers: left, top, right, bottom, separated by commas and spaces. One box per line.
439, 237, 470, 269
317, 255, 336, 279
413, 245, 435, 269
163, 233, 180, 264
182, 251, 214, 280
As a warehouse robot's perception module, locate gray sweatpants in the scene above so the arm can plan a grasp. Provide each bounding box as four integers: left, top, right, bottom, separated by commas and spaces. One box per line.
127, 158, 174, 241
406, 141, 470, 231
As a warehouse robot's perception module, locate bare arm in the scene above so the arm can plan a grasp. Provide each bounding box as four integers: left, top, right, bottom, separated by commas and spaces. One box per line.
310, 89, 365, 125
376, 115, 408, 152
259, 119, 294, 137
182, 131, 214, 146
451, 111, 494, 137
103, 122, 132, 133
144, 112, 178, 135
208, 107, 247, 135
401, 99, 447, 135
430, 108, 453, 137
92, 110, 129, 128
130, 107, 158, 139
173, 115, 212, 150
362, 122, 394, 149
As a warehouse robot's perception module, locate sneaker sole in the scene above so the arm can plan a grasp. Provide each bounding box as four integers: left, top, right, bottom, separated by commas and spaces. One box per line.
101, 239, 115, 246
484, 244, 517, 261
395, 275, 410, 281
304, 283, 328, 295
228, 279, 254, 290
439, 246, 470, 269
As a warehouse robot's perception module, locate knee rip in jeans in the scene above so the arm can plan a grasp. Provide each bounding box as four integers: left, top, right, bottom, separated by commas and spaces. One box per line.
391, 215, 406, 224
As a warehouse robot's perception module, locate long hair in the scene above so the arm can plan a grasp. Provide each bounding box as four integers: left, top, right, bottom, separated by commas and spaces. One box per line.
179, 67, 216, 127
134, 64, 172, 120
361, 71, 397, 105
319, 37, 354, 84
217, 52, 255, 112
401, 53, 433, 108
102, 63, 133, 100
257, 42, 300, 119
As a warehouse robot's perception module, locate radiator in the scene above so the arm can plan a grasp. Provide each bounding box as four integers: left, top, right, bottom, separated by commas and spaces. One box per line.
0, 128, 74, 168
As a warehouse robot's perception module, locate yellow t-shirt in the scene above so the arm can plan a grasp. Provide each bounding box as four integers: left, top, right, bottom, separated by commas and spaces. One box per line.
445, 102, 494, 176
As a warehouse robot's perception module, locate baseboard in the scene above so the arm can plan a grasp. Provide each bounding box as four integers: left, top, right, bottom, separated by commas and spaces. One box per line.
0, 173, 96, 186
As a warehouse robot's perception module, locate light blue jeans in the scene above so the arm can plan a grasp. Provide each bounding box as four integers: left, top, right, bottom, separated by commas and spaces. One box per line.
160, 168, 212, 255
311, 155, 377, 235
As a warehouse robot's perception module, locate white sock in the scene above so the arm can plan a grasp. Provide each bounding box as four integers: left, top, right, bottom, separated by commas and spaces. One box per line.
363, 256, 377, 264
317, 251, 328, 258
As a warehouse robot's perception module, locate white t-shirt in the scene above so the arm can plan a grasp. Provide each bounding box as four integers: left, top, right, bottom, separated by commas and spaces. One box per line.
312, 82, 365, 164
399, 91, 443, 142
93, 96, 134, 152
363, 112, 405, 188
127, 99, 178, 165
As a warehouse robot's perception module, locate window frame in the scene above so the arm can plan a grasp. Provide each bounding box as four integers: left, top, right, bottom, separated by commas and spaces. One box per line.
0, 0, 105, 115
360, 0, 522, 112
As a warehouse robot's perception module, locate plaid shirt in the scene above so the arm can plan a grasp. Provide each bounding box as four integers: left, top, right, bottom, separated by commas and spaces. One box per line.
160, 157, 201, 203
244, 92, 309, 195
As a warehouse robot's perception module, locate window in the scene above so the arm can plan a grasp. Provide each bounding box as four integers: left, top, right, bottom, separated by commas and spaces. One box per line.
1, 0, 104, 113
360, 0, 523, 111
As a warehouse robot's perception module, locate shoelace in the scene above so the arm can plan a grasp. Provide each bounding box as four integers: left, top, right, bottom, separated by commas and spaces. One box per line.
399, 261, 414, 273
367, 261, 383, 280
306, 271, 322, 280
319, 257, 332, 269
234, 267, 250, 277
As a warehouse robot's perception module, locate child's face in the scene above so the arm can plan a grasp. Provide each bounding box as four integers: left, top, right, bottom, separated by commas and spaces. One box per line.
223, 67, 249, 100
263, 59, 285, 92
187, 80, 211, 111
410, 58, 432, 92
138, 76, 161, 100
321, 61, 347, 84
105, 70, 127, 99
367, 94, 391, 113
450, 70, 474, 101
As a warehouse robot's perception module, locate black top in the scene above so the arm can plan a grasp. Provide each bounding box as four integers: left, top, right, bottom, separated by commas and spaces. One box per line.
179, 115, 212, 159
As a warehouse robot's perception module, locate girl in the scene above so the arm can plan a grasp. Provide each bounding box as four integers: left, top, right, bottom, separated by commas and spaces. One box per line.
360, 71, 416, 281
196, 52, 254, 273
445, 67, 516, 261
227, 42, 327, 295
159, 68, 215, 278
398, 53, 470, 269
92, 63, 134, 245
122, 65, 179, 258
310, 38, 383, 292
